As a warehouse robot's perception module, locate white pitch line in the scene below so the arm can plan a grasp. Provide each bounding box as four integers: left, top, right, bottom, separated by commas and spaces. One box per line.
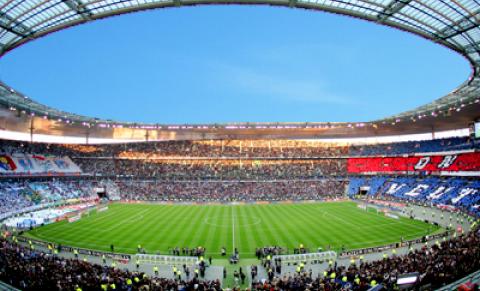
232, 206, 235, 253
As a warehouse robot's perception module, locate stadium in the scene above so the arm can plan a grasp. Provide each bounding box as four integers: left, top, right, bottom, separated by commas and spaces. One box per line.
0, 0, 480, 290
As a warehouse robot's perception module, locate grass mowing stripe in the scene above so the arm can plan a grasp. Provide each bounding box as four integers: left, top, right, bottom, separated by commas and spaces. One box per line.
150, 205, 194, 252
262, 205, 302, 250
28, 206, 135, 245
237, 206, 255, 254
27, 202, 440, 258
177, 205, 209, 249
286, 204, 337, 248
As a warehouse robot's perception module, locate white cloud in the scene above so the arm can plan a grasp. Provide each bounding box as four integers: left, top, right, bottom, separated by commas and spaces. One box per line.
212, 64, 357, 105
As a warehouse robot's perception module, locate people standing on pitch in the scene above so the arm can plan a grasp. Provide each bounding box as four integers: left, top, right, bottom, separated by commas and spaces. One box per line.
240, 268, 246, 284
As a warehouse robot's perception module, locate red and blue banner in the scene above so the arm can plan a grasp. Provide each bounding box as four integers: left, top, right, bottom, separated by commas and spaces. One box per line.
348, 152, 480, 174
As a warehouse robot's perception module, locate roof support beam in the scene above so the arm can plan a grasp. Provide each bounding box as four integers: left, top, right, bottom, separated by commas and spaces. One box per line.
435, 8, 480, 40
464, 41, 480, 54
377, 0, 412, 23
0, 12, 32, 37
63, 0, 93, 20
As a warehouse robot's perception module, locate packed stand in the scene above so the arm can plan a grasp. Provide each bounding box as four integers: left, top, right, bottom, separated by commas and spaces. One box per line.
0, 238, 222, 291
252, 228, 480, 290
348, 176, 480, 216
0, 139, 349, 158
1, 136, 478, 161
349, 136, 479, 156
0, 180, 96, 215
117, 180, 347, 202
76, 158, 346, 180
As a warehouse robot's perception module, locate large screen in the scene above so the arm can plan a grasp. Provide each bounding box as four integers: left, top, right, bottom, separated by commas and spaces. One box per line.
475, 122, 480, 139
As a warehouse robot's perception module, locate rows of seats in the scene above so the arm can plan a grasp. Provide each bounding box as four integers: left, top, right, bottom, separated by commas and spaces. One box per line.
349, 136, 479, 156
0, 180, 96, 214
75, 158, 346, 179
116, 180, 346, 202
348, 176, 480, 216
1, 136, 478, 159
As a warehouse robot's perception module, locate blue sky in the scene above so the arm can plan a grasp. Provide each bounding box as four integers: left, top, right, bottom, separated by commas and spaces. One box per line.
0, 5, 470, 124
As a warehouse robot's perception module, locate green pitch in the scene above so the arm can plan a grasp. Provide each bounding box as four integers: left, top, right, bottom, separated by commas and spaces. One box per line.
25, 201, 439, 258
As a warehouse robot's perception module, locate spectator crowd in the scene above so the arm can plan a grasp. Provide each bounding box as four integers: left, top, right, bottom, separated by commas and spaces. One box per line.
1, 229, 478, 290
0, 238, 222, 291
252, 228, 480, 290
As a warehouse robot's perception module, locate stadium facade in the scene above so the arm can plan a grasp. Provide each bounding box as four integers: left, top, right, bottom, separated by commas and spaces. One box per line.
0, 0, 479, 141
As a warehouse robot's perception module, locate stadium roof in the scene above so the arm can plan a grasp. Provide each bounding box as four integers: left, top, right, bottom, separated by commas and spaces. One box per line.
0, 0, 479, 141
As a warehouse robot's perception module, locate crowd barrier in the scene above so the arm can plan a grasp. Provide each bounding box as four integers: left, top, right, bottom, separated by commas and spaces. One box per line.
338, 231, 452, 258
136, 254, 198, 266
272, 251, 337, 265
16, 236, 131, 261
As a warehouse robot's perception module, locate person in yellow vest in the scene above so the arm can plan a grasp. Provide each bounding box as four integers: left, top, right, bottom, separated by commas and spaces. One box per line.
359, 255, 364, 261
299, 262, 304, 270
328, 260, 333, 266
173, 266, 177, 276
111, 261, 116, 268
75, 285, 82, 291
126, 278, 132, 286
101, 283, 108, 291
370, 279, 377, 286
102, 254, 106, 265
392, 249, 397, 255
153, 266, 159, 276
354, 277, 360, 285
296, 266, 301, 274
383, 253, 388, 259
136, 259, 140, 269
323, 271, 328, 278
342, 276, 347, 283
177, 270, 182, 280
194, 268, 199, 278
110, 283, 116, 290
137, 244, 142, 252
350, 258, 355, 265
330, 272, 336, 280
83, 257, 87, 263
73, 249, 79, 259
48, 244, 52, 253
30, 244, 34, 251
53, 249, 58, 255
134, 277, 140, 284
